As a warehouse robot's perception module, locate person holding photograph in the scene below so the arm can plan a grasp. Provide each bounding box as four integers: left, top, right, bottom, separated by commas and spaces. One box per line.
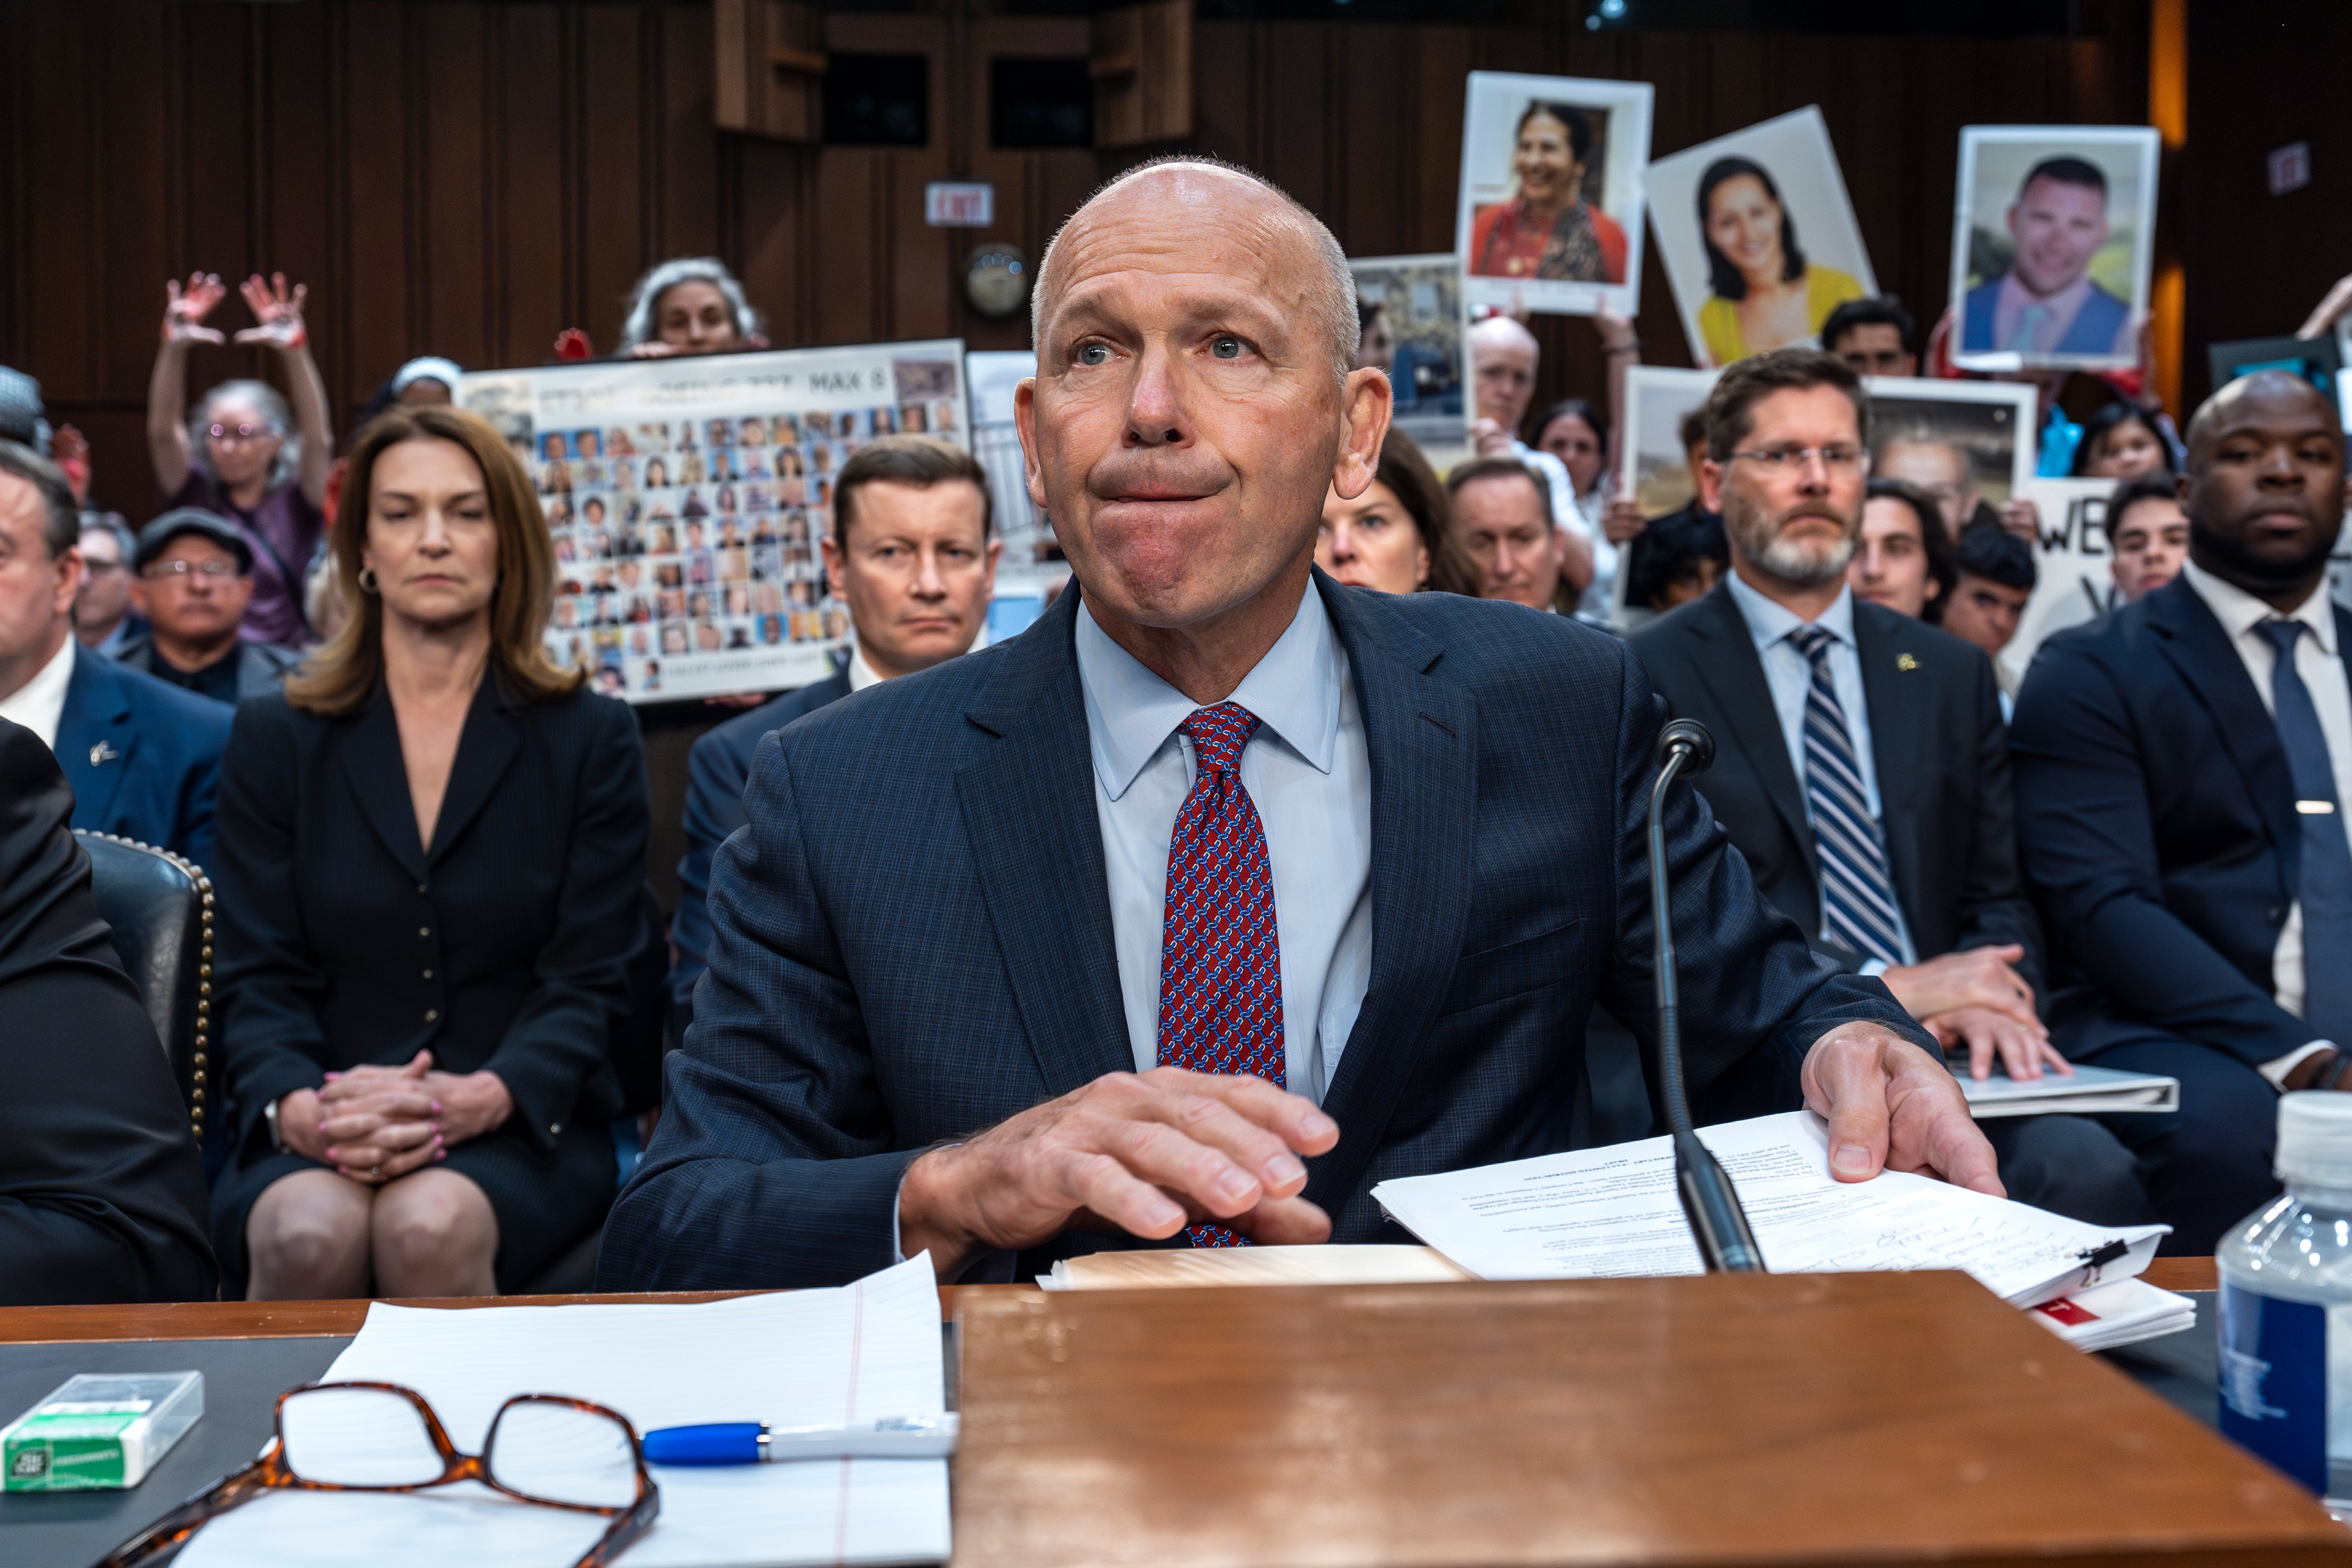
1693, 157, 1864, 367
1961, 157, 2134, 361
2071, 400, 2174, 482
1468, 102, 1627, 285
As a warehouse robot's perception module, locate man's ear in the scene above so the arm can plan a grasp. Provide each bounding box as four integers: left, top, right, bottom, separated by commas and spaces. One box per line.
1013, 377, 1046, 513
1696, 456, 1727, 515
1332, 367, 1394, 503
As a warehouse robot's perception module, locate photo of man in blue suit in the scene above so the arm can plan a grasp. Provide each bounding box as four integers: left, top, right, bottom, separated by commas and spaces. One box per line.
1960, 155, 2134, 362
0, 443, 232, 875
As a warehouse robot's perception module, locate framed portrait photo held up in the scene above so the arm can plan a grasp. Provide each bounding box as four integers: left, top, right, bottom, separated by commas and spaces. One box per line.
1456, 73, 1653, 320
1860, 375, 2040, 537
1350, 253, 1466, 443
1949, 124, 2160, 373
1646, 106, 1878, 370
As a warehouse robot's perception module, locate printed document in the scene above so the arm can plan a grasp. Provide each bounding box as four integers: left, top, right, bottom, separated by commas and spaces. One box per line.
177, 1254, 949, 1568
1371, 1111, 2165, 1308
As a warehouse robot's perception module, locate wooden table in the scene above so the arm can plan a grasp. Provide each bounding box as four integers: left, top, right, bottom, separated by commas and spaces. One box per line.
7, 1257, 2335, 1568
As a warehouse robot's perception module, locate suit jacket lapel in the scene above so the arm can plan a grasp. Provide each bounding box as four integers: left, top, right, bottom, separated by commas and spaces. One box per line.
1686, 585, 1812, 866
955, 591, 1132, 1097
53, 648, 134, 828
425, 677, 523, 863
1853, 606, 1928, 937
2149, 578, 2299, 889
1303, 576, 1478, 1214
336, 687, 429, 882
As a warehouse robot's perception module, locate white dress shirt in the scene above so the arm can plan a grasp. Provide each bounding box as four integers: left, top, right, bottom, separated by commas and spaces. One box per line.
1725, 571, 1919, 967
1074, 581, 1374, 1104
2180, 559, 2352, 1081
846, 645, 885, 693
0, 634, 75, 752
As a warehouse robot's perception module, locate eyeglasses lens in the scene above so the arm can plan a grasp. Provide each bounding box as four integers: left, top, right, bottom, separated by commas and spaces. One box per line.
486, 1400, 640, 1508
278, 1387, 446, 1488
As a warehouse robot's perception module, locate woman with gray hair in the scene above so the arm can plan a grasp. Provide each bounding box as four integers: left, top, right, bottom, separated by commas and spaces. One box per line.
619, 257, 769, 359
146, 271, 333, 648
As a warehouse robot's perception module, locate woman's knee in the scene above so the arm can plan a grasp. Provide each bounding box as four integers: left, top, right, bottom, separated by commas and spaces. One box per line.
373, 1175, 495, 1274
249, 1177, 371, 1281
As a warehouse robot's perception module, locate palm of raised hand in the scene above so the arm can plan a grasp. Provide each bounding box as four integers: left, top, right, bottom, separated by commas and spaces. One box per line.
235, 271, 309, 350
162, 272, 228, 345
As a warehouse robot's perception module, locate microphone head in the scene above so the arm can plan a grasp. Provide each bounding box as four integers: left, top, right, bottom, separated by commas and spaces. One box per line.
1656, 718, 1715, 776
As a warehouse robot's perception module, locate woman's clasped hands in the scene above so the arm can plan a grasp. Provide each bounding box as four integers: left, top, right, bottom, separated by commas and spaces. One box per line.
279, 1050, 514, 1185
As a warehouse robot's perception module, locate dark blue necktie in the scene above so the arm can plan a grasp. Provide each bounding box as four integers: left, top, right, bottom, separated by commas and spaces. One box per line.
2256, 619, 2352, 1045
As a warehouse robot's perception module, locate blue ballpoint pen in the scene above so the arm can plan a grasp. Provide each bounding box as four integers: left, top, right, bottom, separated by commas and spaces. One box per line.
641, 1413, 959, 1466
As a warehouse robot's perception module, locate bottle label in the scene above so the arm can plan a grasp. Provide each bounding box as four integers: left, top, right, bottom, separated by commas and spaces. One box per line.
2218, 1281, 2328, 1493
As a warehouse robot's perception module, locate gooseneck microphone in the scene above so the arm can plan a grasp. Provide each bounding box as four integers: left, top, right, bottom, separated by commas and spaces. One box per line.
1648, 718, 1766, 1274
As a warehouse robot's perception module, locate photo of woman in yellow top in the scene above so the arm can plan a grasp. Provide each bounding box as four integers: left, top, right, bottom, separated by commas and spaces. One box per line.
1694, 156, 1863, 366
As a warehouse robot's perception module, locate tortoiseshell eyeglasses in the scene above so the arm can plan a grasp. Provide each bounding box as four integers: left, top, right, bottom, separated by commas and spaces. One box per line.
97, 1380, 658, 1567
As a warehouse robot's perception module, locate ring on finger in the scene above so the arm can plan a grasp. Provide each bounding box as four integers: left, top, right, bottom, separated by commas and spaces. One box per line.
368, 1166, 382, 1178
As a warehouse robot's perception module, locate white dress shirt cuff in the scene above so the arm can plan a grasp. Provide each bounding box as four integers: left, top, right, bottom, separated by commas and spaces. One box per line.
1858, 959, 1889, 979
2259, 1040, 2341, 1091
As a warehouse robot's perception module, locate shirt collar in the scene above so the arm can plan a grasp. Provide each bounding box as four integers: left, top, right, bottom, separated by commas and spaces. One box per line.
846, 645, 886, 691
1998, 269, 2094, 320
2181, 556, 2337, 656
1074, 577, 1340, 802
1725, 568, 1857, 654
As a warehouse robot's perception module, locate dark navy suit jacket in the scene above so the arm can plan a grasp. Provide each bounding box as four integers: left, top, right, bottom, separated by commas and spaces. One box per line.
601, 574, 1930, 1289
55, 644, 233, 876
671, 668, 852, 1020
2012, 574, 2341, 1066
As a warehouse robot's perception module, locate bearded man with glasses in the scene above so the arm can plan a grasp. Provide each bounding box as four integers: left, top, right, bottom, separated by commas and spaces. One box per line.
1629, 349, 2149, 1227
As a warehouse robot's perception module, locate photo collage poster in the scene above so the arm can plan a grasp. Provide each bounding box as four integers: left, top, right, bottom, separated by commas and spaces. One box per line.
457, 341, 968, 704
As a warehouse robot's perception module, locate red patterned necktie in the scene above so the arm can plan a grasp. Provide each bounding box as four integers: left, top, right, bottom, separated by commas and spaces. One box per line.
1155, 701, 1284, 1248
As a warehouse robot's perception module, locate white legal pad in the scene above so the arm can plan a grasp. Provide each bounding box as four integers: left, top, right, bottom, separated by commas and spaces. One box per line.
1955, 1061, 2181, 1117
176, 1254, 950, 1568
1371, 1111, 2167, 1309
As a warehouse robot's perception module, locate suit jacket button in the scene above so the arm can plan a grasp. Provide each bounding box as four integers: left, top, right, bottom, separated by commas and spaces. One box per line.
419, 926, 431, 938
2268, 906, 2285, 923
424, 1009, 438, 1022
550, 1122, 562, 1135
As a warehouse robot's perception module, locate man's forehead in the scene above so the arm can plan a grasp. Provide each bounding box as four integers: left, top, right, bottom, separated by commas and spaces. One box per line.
2197, 377, 2341, 445
2019, 178, 2104, 213
1747, 384, 1860, 436
1044, 171, 1309, 319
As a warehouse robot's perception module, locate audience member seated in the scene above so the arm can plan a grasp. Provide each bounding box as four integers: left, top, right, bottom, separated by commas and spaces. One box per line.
1448, 457, 1576, 614
2014, 370, 2352, 1253
1315, 432, 1476, 598
601, 159, 1992, 1293
210, 405, 650, 1300
1629, 351, 2145, 1225
2105, 469, 2189, 606
0, 717, 217, 1304
1621, 504, 1727, 618
1821, 296, 1919, 379
147, 272, 332, 648
620, 258, 769, 360
2072, 400, 2175, 482
1941, 523, 2037, 712
1531, 398, 1609, 536
1465, 316, 1598, 596
1847, 477, 1956, 622
358, 356, 464, 428
114, 511, 301, 706
0, 443, 230, 871
75, 513, 144, 655
673, 436, 998, 1027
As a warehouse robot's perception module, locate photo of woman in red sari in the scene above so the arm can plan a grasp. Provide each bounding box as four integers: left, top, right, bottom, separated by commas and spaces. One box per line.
1469, 102, 1627, 285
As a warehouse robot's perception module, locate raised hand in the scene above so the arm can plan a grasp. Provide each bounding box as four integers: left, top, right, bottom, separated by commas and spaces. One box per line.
162, 273, 228, 346
234, 271, 309, 351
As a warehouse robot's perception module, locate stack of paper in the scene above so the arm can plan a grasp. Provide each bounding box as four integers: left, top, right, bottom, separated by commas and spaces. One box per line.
1370, 1111, 2168, 1310
1955, 1061, 2181, 1117
177, 1254, 950, 1568
1042, 1244, 1472, 1290
2030, 1277, 2199, 1352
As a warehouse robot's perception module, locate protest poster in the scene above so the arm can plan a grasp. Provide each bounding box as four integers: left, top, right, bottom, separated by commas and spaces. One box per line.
1456, 73, 1652, 320
1618, 365, 1722, 518
1861, 376, 2037, 535
1646, 107, 1876, 368
1349, 253, 1466, 442
456, 341, 967, 705
1949, 125, 2159, 373
2003, 477, 2119, 682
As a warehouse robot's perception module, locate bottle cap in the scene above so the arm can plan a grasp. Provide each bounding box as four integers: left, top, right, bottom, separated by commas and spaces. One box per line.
2276, 1091, 2352, 1187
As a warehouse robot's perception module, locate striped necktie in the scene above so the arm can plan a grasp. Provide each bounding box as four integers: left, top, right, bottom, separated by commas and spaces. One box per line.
1156, 702, 1284, 1248
1788, 626, 1905, 966
2256, 620, 2352, 1045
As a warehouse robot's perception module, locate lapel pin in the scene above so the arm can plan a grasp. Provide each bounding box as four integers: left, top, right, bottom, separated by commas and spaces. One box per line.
89, 741, 120, 766
1896, 652, 1920, 673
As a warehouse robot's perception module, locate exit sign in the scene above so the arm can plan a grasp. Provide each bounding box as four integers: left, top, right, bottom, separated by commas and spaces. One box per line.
926, 182, 995, 227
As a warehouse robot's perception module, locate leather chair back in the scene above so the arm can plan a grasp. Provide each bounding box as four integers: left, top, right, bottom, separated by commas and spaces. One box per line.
74, 832, 210, 1142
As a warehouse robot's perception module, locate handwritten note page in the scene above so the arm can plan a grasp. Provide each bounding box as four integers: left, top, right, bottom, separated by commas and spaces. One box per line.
1371, 1112, 2165, 1307
178, 1254, 950, 1568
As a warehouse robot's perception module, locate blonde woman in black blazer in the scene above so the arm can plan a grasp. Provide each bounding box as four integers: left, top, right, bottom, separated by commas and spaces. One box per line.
212, 406, 648, 1299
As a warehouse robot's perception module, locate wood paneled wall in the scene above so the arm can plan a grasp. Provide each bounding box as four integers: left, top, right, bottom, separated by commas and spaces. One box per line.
1, 0, 2154, 524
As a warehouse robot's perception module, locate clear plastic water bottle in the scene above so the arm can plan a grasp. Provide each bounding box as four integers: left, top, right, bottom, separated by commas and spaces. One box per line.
2217, 1092, 2352, 1506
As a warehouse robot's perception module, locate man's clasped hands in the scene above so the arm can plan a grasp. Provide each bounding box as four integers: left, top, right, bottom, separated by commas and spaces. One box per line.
273, 1051, 515, 1184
